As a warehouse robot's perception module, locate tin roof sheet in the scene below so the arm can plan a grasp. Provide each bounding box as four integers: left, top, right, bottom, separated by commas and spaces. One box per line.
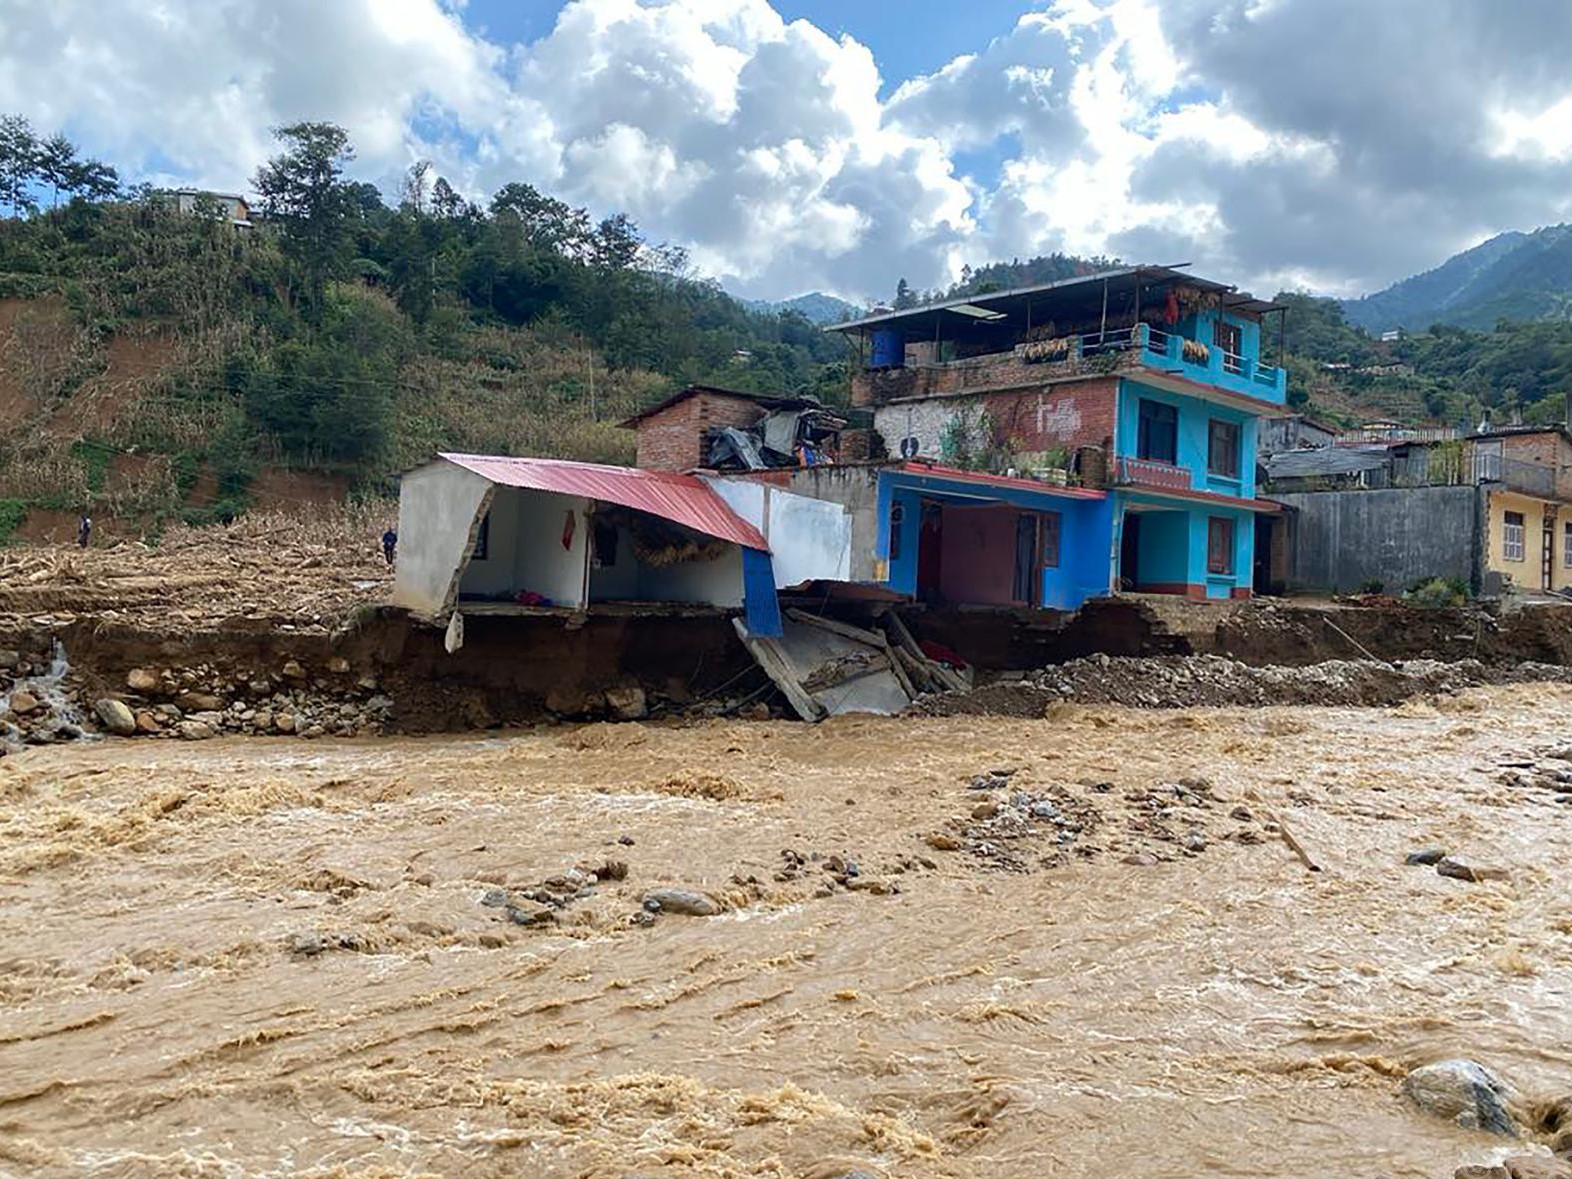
438, 453, 768, 550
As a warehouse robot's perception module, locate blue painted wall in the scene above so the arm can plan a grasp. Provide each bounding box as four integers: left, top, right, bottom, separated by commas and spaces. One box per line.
875, 471, 1113, 609
1115, 377, 1258, 498
1114, 497, 1257, 597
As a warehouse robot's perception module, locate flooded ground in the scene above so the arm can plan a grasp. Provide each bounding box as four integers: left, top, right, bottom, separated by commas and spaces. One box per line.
3, 687, 1572, 1178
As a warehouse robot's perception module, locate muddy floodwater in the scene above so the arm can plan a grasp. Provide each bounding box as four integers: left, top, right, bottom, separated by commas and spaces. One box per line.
4, 687, 1572, 1178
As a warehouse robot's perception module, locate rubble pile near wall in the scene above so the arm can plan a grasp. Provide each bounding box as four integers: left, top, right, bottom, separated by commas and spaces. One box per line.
914, 653, 1572, 717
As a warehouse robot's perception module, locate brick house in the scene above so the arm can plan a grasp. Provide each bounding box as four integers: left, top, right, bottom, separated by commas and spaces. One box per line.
620, 385, 826, 471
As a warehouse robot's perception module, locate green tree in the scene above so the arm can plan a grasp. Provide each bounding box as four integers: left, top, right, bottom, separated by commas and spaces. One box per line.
252, 121, 357, 316
0, 114, 39, 217
893, 277, 915, 309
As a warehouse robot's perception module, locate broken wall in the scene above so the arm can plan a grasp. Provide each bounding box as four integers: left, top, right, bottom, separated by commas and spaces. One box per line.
391, 460, 492, 616
703, 477, 852, 587
459, 487, 590, 608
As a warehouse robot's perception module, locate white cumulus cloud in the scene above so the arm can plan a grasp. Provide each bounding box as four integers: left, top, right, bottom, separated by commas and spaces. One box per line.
3, 0, 1572, 301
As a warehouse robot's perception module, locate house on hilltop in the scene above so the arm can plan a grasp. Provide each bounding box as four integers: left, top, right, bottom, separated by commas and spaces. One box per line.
160, 189, 253, 228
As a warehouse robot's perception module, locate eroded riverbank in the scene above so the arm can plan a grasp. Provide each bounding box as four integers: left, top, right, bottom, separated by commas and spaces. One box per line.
3, 687, 1572, 1177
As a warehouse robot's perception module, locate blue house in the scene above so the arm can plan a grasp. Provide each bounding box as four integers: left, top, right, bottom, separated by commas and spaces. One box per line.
819, 266, 1286, 606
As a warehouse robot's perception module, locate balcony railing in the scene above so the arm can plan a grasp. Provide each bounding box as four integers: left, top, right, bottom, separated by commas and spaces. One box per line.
855, 322, 1289, 405
1114, 456, 1194, 491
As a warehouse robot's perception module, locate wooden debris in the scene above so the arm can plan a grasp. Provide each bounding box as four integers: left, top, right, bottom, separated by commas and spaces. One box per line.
1272, 813, 1322, 873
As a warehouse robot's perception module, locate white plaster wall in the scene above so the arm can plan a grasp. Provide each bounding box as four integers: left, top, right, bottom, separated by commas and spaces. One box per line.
459, 488, 589, 608
703, 477, 852, 588
639, 545, 744, 605
875, 395, 985, 461
587, 517, 640, 601
391, 461, 493, 616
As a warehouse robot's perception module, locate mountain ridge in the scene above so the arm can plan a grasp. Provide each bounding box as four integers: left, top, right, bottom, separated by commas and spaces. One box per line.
1344, 224, 1572, 332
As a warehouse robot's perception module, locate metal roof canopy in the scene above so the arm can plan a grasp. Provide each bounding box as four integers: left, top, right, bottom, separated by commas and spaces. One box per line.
438, 453, 768, 551
826, 265, 1285, 337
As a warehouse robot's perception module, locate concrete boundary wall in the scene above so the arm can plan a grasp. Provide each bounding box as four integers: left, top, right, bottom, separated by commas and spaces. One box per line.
1274, 485, 1485, 594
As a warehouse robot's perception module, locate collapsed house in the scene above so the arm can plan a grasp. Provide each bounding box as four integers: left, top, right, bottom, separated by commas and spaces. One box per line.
392, 453, 808, 634
392, 453, 973, 717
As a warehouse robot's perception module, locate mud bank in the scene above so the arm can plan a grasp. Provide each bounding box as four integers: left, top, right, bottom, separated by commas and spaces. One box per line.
4, 689, 1572, 1176
7, 597, 1572, 746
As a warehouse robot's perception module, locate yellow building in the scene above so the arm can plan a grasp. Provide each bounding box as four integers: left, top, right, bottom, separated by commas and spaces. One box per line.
1484, 489, 1572, 592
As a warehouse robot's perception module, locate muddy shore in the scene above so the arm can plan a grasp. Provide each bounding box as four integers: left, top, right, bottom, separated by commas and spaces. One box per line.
4, 688, 1572, 1177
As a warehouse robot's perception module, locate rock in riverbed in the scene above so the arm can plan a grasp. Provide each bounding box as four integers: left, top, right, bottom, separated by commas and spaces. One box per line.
93, 698, 136, 736
642, 887, 722, 916
1404, 1059, 1519, 1136
1406, 847, 1447, 866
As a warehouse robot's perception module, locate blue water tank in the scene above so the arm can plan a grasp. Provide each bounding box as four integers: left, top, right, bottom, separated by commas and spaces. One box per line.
870, 327, 904, 369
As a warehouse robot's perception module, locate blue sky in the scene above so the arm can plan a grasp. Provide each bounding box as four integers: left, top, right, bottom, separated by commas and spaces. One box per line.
5, 0, 1572, 302
462, 0, 1028, 97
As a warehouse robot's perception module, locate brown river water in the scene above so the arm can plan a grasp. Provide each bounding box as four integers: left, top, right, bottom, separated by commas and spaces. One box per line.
3, 686, 1572, 1178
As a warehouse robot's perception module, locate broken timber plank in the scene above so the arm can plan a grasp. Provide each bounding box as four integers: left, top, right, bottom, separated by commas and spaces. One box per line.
732, 617, 825, 722
1271, 812, 1322, 873
889, 643, 938, 694
882, 611, 967, 692
883, 644, 918, 699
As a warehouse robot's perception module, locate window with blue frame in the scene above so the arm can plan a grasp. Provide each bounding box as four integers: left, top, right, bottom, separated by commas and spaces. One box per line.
1207, 419, 1240, 478
1137, 399, 1177, 464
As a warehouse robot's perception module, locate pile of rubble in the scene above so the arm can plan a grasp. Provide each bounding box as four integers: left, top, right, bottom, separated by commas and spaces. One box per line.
915, 654, 1572, 716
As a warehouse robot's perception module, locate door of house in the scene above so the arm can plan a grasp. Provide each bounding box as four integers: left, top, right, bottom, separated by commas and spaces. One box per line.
1119, 512, 1141, 591
916, 501, 944, 602
1543, 512, 1556, 590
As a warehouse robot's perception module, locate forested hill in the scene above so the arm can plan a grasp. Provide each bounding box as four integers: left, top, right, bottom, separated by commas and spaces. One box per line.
1344, 224, 1572, 333
0, 117, 844, 537
6, 110, 1572, 541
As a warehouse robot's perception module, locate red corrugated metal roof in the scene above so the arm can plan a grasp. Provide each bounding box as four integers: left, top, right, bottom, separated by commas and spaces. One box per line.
438, 453, 768, 550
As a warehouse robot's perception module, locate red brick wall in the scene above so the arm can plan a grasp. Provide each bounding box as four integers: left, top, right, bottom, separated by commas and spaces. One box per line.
852, 349, 1134, 407
873, 377, 1118, 467
982, 378, 1119, 452
1500, 432, 1572, 499
634, 393, 765, 470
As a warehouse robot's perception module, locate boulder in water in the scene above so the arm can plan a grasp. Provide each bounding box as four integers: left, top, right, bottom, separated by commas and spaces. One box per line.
1403, 1059, 1519, 1136
641, 887, 722, 917
94, 698, 136, 736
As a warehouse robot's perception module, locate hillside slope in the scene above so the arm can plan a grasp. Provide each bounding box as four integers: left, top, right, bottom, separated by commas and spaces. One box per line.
1345, 224, 1572, 332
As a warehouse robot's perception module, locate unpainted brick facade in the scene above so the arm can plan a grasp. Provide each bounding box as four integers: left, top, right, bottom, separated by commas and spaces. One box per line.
872, 377, 1119, 466
633, 392, 767, 471
851, 348, 1137, 407
1496, 431, 1572, 500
